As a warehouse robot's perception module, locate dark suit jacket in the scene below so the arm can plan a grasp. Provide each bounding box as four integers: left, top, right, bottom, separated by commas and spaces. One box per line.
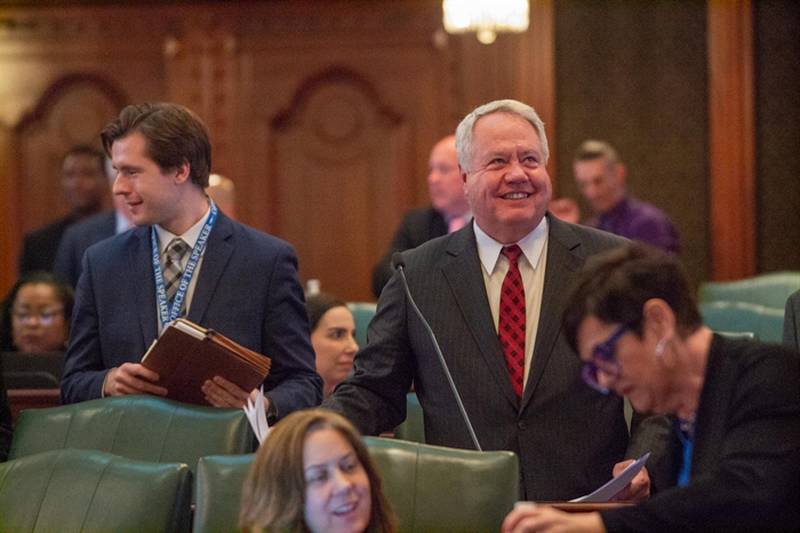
54, 211, 117, 287
601, 335, 800, 531
0, 361, 11, 462
326, 214, 669, 500
783, 290, 800, 350
61, 212, 322, 417
371, 207, 447, 298
19, 215, 79, 274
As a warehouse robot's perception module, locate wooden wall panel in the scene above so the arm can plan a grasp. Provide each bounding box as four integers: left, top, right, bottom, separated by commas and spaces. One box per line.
707, 0, 756, 280
14, 76, 124, 233
269, 71, 409, 300
754, 0, 800, 272
554, 1, 709, 284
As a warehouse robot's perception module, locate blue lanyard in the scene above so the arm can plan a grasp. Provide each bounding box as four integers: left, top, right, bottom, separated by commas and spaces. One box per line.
675, 418, 695, 487
151, 201, 218, 330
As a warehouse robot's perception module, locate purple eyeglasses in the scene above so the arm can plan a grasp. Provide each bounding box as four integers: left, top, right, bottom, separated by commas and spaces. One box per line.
581, 324, 628, 394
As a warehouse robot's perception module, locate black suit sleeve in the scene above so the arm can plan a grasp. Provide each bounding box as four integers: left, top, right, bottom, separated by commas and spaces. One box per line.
784, 291, 799, 350
371, 215, 418, 299
0, 365, 11, 462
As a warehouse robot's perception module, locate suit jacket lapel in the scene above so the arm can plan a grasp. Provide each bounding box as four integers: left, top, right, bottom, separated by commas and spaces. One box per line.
131, 227, 158, 347
442, 223, 520, 409
521, 215, 584, 411
187, 213, 234, 324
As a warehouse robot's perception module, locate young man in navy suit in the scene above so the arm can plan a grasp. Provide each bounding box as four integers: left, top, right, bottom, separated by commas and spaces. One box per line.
61, 103, 321, 419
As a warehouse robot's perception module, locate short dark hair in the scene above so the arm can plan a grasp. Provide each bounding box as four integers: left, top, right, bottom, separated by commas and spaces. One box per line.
100, 102, 211, 187
63, 145, 106, 176
0, 272, 75, 351
562, 243, 702, 354
305, 292, 347, 332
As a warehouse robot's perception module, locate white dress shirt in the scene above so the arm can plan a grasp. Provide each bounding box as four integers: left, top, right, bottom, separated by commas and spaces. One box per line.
153, 204, 212, 331
473, 217, 549, 390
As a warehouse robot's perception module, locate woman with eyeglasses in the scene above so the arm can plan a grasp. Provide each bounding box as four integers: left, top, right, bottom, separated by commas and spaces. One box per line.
1, 272, 74, 353
502, 244, 800, 532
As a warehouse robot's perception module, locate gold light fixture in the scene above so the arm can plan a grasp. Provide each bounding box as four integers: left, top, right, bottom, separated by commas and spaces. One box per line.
442, 0, 529, 45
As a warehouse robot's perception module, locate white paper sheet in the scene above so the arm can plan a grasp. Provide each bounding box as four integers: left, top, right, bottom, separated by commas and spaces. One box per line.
243, 386, 270, 444
569, 452, 651, 503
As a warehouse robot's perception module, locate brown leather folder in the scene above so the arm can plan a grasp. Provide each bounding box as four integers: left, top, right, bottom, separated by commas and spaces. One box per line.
141, 318, 271, 406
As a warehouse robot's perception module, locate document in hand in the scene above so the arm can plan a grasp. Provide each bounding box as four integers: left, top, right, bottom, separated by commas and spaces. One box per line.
141, 318, 271, 406
569, 452, 651, 503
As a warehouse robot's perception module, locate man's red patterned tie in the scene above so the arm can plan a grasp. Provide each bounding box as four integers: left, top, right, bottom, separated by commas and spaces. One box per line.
499, 245, 526, 399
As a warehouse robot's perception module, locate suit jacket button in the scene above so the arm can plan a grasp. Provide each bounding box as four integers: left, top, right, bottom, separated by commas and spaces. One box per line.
517, 421, 526, 430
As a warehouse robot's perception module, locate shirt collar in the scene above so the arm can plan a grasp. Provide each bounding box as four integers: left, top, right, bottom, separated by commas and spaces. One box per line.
154, 203, 212, 254
473, 217, 549, 275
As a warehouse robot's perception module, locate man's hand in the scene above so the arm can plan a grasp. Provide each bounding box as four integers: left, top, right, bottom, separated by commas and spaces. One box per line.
103, 363, 167, 397
502, 502, 605, 533
202, 376, 269, 410
610, 462, 650, 502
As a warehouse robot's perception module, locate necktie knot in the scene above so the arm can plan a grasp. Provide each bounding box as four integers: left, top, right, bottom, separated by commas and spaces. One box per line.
166, 238, 190, 264
501, 245, 523, 265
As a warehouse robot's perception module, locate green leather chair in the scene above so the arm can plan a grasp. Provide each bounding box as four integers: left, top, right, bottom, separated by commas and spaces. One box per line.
394, 392, 425, 443
699, 271, 800, 309
9, 395, 253, 476
348, 301, 377, 348
365, 436, 519, 532
0, 448, 191, 533
194, 454, 254, 533
700, 301, 785, 343
193, 438, 519, 533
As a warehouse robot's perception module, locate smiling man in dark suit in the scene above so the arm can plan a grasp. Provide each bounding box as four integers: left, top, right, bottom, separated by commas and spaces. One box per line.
326, 100, 668, 501
61, 103, 321, 419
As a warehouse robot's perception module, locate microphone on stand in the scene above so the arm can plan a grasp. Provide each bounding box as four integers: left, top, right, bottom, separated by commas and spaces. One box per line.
392, 252, 482, 451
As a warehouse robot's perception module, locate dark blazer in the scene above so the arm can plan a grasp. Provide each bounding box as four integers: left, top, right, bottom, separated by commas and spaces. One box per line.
54, 210, 117, 287
601, 335, 800, 531
19, 215, 78, 274
371, 206, 447, 298
783, 290, 800, 350
326, 214, 669, 500
0, 360, 11, 462
61, 212, 322, 417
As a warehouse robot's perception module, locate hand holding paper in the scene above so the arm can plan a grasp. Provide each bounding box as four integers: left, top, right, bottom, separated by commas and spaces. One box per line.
243, 386, 271, 444
570, 452, 651, 503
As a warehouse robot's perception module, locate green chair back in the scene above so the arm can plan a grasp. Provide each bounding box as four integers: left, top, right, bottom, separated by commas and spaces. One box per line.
194, 454, 254, 533
348, 301, 377, 348
700, 301, 785, 343
699, 271, 800, 309
0, 449, 191, 533
394, 392, 425, 443
9, 395, 253, 476
365, 436, 519, 532
193, 438, 519, 533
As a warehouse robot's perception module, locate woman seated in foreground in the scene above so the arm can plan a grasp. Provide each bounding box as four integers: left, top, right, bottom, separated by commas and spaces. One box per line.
240, 408, 395, 533
306, 293, 359, 398
0, 271, 73, 353
503, 244, 800, 533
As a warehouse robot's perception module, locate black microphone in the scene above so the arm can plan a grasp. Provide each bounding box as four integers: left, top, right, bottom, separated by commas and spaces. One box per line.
391, 252, 482, 451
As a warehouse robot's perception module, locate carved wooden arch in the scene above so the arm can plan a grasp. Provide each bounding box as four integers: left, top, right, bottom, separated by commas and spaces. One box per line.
14, 72, 128, 134
271, 66, 402, 131
264, 66, 413, 300
10, 72, 129, 243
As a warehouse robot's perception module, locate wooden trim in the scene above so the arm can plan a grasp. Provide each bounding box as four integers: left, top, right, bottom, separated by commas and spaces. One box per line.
707, 0, 756, 280
514, 0, 556, 186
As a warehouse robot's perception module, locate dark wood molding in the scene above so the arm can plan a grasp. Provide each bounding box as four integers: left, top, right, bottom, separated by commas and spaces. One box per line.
707, 0, 756, 280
